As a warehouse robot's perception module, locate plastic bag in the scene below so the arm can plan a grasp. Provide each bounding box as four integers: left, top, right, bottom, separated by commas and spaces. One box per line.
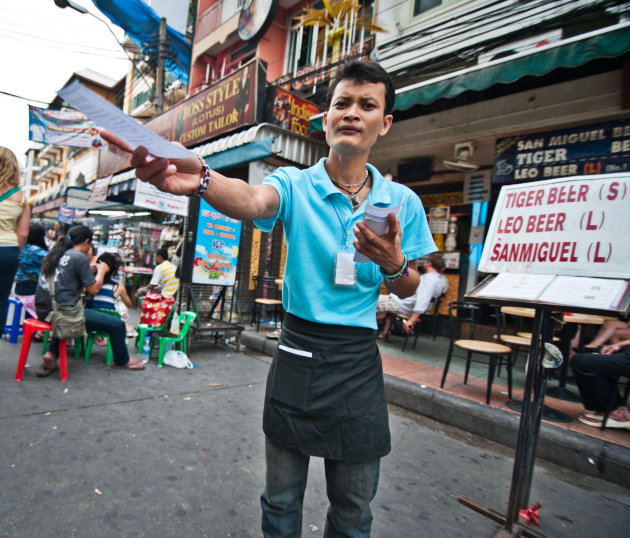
163, 350, 193, 369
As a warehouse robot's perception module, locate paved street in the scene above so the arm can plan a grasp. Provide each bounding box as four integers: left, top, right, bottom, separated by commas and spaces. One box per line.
1, 336, 629, 537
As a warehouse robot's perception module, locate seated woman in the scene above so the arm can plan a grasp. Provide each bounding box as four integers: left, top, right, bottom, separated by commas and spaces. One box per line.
34, 225, 144, 375
572, 339, 630, 429
87, 252, 134, 341
87, 252, 132, 312
13, 223, 48, 321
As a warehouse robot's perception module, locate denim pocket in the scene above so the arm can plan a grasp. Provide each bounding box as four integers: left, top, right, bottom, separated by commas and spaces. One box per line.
269, 345, 314, 412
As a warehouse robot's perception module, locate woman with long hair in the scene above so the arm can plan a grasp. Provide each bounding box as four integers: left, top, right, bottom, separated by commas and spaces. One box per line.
0, 146, 30, 334
14, 222, 48, 319
35, 224, 144, 375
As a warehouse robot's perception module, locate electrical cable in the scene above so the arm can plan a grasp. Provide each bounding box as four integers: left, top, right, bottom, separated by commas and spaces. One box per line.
0, 90, 50, 105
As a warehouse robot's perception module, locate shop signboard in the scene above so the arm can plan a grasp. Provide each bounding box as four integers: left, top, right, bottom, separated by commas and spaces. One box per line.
57, 206, 75, 225
263, 87, 321, 136
98, 60, 265, 177
463, 170, 491, 204
133, 180, 189, 216
90, 176, 111, 202
479, 173, 630, 278
193, 199, 242, 287
492, 119, 630, 184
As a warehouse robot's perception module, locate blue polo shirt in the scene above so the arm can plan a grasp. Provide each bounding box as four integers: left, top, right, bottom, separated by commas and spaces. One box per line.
254, 158, 436, 329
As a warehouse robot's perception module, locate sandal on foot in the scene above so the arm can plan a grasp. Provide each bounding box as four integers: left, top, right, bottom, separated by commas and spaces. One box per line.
36, 363, 58, 377
577, 414, 630, 429
112, 358, 145, 370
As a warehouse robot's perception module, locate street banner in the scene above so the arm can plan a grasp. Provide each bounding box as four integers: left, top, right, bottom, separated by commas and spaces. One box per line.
193, 199, 242, 286
28, 105, 104, 148
479, 173, 630, 278
133, 180, 189, 216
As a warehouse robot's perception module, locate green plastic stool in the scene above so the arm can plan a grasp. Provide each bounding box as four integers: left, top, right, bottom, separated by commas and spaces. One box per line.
84, 309, 121, 365
151, 311, 197, 367
42, 331, 83, 359
135, 302, 178, 352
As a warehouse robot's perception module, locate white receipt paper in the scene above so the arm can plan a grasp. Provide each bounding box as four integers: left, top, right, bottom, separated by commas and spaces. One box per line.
57, 80, 193, 159
353, 203, 402, 263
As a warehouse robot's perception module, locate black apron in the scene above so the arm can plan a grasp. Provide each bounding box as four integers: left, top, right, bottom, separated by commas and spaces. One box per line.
263, 314, 391, 462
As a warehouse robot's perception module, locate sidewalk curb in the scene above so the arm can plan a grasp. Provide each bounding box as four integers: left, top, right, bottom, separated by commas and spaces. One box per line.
385, 376, 630, 488
241, 331, 630, 488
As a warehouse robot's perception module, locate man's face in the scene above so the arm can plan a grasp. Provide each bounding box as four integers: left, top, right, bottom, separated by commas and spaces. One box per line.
323, 79, 393, 157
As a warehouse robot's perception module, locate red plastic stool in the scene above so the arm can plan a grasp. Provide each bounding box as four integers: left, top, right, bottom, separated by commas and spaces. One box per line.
15, 319, 68, 382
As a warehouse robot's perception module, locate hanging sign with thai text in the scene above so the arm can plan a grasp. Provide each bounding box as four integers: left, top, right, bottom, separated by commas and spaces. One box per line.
479, 173, 630, 278
492, 119, 630, 184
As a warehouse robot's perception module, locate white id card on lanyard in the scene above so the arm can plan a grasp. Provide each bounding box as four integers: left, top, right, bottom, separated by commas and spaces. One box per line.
334, 251, 356, 287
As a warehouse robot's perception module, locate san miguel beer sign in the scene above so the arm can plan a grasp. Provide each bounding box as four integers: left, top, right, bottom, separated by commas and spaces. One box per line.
98, 61, 264, 177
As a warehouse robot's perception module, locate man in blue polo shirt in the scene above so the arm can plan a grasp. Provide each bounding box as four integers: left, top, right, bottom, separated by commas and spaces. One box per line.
104, 60, 436, 537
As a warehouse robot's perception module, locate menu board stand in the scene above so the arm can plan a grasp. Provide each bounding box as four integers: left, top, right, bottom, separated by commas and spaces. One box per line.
459, 274, 630, 537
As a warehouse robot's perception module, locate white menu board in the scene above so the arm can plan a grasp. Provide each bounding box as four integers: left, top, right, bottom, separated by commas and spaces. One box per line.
479, 174, 630, 278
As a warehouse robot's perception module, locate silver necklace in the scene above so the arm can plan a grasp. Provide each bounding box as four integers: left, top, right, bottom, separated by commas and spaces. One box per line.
331, 169, 369, 188
331, 170, 370, 210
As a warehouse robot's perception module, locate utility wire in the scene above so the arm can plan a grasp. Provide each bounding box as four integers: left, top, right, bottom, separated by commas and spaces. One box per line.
0, 90, 50, 105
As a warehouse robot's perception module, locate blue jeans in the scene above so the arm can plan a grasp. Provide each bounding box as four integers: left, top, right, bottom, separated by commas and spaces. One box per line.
0, 246, 19, 333
39, 308, 131, 366
261, 437, 380, 537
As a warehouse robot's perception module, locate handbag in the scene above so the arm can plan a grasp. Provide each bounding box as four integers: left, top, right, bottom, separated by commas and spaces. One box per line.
47, 276, 86, 340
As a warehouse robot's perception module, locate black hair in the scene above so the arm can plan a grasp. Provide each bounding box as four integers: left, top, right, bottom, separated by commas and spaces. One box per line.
156, 248, 169, 261
97, 252, 122, 282
27, 223, 48, 251
41, 224, 93, 277
325, 60, 395, 116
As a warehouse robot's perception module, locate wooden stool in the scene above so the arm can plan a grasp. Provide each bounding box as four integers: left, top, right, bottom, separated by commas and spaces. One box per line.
15, 319, 68, 382
252, 298, 283, 332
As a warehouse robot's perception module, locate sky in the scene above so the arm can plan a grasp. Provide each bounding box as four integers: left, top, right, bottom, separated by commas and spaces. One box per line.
0, 0, 129, 166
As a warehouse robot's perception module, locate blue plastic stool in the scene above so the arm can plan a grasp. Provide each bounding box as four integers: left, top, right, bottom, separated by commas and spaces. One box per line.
4, 297, 25, 344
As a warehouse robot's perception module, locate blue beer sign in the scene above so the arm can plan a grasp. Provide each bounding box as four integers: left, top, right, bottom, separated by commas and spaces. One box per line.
493, 119, 630, 184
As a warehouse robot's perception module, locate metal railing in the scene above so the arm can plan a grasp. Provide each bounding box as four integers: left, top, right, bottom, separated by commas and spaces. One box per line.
195, 0, 241, 43
196, 1, 223, 43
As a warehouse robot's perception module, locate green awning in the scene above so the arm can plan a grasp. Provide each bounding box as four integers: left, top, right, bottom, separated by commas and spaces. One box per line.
395, 24, 630, 111
201, 137, 274, 171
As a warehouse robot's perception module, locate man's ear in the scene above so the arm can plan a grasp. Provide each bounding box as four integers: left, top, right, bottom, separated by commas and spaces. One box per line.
379, 114, 393, 136
322, 111, 328, 133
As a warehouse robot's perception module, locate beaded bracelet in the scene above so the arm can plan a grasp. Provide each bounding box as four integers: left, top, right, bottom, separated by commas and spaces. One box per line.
380, 253, 409, 280
187, 157, 211, 198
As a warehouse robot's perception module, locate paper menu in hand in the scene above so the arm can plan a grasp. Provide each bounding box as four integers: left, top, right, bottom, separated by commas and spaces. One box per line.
353, 203, 402, 263
57, 80, 193, 159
